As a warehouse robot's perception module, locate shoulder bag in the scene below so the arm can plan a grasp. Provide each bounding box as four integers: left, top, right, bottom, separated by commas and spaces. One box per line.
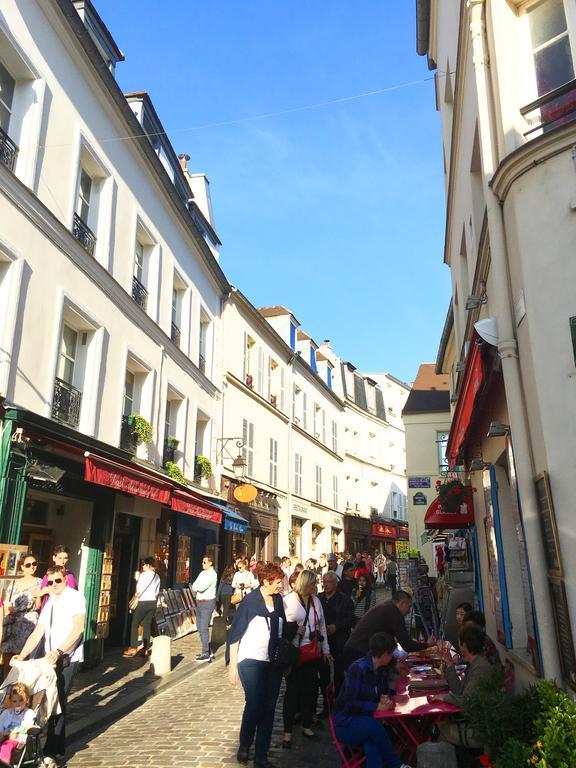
129, 573, 157, 612
297, 596, 322, 665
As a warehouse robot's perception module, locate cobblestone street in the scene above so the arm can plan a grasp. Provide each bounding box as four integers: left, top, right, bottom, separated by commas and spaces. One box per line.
67, 659, 338, 768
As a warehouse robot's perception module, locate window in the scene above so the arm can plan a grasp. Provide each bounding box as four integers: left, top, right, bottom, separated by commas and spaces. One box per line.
391, 491, 399, 517
294, 453, 302, 495
52, 324, 84, 428
327, 366, 332, 389
132, 240, 148, 310
76, 169, 92, 224
123, 371, 135, 417
290, 323, 297, 350
57, 325, 78, 386
242, 419, 254, 477
302, 392, 308, 430
310, 348, 318, 372
199, 311, 210, 375
0, 61, 15, 135
315, 465, 322, 504
527, 0, 574, 97
279, 367, 286, 411
257, 347, 264, 395
269, 438, 278, 487
171, 274, 185, 349
333, 475, 339, 510
321, 410, 326, 443
437, 431, 449, 473
332, 420, 338, 453
314, 402, 321, 439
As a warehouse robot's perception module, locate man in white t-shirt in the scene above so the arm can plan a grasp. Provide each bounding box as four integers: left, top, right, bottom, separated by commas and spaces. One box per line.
15, 565, 86, 767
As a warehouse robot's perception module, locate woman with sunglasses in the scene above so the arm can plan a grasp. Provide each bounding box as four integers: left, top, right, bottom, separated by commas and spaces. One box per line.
1, 553, 41, 676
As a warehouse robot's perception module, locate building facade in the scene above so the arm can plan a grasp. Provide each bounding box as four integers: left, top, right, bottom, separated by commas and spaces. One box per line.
417, 0, 576, 689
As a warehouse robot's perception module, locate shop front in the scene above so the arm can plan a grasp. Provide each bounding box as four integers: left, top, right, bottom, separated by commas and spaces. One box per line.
344, 515, 372, 554
370, 521, 397, 555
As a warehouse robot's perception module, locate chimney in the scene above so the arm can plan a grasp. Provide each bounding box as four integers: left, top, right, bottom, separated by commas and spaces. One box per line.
320, 340, 332, 349
178, 153, 190, 171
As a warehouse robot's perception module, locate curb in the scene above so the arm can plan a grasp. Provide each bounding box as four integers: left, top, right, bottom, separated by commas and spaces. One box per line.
68, 653, 226, 744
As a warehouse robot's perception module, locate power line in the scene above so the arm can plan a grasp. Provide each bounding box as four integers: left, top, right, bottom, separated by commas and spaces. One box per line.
40, 71, 448, 150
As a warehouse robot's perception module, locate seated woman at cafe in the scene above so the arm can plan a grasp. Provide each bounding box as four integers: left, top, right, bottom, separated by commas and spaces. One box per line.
333, 631, 413, 768
462, 609, 502, 667
432, 624, 495, 748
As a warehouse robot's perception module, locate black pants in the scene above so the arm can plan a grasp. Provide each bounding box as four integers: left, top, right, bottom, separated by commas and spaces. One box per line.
221, 593, 234, 625
130, 600, 157, 648
318, 652, 345, 708
283, 660, 320, 732
44, 660, 79, 759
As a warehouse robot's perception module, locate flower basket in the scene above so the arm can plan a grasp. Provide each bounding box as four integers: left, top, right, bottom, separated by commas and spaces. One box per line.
435, 479, 474, 513
245, 374, 253, 389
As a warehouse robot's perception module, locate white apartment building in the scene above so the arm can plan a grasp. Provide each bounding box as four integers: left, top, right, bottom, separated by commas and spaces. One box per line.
0, 0, 230, 654
418, 0, 576, 688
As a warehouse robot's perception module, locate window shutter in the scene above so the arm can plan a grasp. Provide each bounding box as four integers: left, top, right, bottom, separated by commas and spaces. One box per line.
267, 355, 272, 401
242, 333, 248, 382
354, 374, 368, 410
257, 348, 264, 394
570, 316, 576, 367
375, 388, 387, 420
248, 422, 254, 475
302, 392, 308, 429
280, 368, 286, 411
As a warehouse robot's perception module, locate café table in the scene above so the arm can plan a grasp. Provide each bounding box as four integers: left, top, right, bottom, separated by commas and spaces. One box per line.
373, 673, 463, 764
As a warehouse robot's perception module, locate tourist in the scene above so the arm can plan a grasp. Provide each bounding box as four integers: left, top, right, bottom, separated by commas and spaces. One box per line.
232, 559, 258, 599
462, 609, 502, 667
326, 552, 342, 579
344, 590, 435, 667
318, 570, 354, 699
385, 555, 398, 594
0, 682, 35, 765
13, 564, 86, 767
288, 562, 304, 591
227, 562, 286, 768
123, 557, 161, 658
455, 601, 473, 626
191, 554, 218, 662
351, 573, 376, 624
282, 570, 331, 747
338, 562, 356, 596
216, 565, 236, 627
333, 632, 413, 768
1, 553, 41, 675
38, 546, 77, 600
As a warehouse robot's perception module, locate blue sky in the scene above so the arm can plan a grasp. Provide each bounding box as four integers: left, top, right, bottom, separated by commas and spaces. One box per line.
97, 1, 449, 383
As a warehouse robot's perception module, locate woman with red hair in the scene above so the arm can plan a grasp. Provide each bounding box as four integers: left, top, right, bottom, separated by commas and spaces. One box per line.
227, 563, 286, 768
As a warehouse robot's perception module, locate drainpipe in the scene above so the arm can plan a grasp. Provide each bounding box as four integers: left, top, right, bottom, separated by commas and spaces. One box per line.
468, 0, 560, 681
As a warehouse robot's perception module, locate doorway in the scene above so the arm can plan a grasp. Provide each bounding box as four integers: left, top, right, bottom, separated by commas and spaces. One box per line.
108, 514, 141, 647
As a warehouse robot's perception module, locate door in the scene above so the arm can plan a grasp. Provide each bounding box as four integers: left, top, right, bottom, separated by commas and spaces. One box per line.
107, 514, 141, 647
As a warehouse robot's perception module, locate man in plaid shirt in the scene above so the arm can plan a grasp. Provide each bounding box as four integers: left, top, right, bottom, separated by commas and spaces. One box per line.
333, 632, 412, 768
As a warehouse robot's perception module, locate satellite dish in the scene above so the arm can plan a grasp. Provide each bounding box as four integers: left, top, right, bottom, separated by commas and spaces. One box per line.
234, 484, 258, 503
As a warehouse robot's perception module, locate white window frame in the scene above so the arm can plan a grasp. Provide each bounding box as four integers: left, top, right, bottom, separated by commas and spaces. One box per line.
242, 419, 255, 477
332, 475, 339, 510
294, 453, 302, 495
269, 437, 278, 487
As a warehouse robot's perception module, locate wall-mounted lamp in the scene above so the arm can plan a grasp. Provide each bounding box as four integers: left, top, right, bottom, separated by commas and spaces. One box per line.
232, 453, 247, 480
487, 421, 510, 438
465, 280, 488, 311
469, 458, 490, 471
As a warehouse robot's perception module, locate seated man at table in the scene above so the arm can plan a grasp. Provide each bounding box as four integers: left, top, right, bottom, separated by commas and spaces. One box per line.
462, 609, 502, 668
343, 591, 435, 668
333, 632, 413, 768
433, 624, 495, 747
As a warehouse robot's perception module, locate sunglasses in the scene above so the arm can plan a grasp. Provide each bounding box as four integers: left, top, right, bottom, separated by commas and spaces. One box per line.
46, 577, 64, 586
23, 562, 37, 568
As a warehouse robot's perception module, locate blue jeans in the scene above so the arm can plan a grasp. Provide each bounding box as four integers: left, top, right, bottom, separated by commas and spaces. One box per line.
195, 599, 216, 653
238, 660, 283, 761
335, 716, 401, 768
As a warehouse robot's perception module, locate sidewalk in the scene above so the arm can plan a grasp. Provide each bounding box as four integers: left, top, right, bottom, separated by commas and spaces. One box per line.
67, 631, 220, 742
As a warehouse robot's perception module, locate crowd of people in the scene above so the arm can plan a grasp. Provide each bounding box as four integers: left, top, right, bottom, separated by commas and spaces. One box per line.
220, 551, 503, 768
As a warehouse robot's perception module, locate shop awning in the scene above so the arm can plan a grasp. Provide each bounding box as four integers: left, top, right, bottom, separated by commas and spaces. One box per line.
424, 496, 474, 530
84, 454, 172, 504
171, 490, 222, 525
208, 502, 249, 534
446, 332, 485, 469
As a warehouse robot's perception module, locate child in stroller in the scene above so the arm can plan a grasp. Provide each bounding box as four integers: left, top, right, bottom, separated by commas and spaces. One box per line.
0, 684, 34, 766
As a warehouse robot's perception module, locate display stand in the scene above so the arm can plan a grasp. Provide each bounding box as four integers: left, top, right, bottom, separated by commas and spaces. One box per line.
96, 544, 113, 640
156, 587, 197, 640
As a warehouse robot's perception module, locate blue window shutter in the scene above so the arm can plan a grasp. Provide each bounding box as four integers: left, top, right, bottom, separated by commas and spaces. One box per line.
489, 465, 513, 648
327, 368, 332, 389
290, 323, 296, 351
310, 348, 317, 372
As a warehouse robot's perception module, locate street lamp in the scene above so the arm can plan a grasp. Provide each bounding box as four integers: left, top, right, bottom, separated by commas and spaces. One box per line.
232, 453, 247, 480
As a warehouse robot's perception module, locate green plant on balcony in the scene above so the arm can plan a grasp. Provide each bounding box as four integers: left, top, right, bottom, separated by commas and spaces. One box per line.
164, 461, 186, 485
130, 414, 153, 445
167, 435, 179, 448
195, 455, 213, 479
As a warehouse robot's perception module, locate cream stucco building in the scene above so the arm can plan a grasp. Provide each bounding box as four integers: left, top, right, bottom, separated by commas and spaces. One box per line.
417, 0, 576, 689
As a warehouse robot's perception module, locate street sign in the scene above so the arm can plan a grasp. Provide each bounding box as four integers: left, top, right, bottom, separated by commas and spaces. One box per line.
413, 492, 427, 505
408, 477, 431, 488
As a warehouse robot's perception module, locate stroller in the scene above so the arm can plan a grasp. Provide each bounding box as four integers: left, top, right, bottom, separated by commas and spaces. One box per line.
0, 660, 58, 768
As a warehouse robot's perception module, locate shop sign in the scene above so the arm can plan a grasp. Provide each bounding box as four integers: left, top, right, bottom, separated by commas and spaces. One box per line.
85, 456, 171, 504
224, 518, 248, 534
396, 540, 410, 559
370, 523, 397, 539
408, 476, 431, 488
331, 513, 343, 529
172, 491, 222, 525
413, 492, 427, 505
292, 502, 309, 518
398, 524, 410, 539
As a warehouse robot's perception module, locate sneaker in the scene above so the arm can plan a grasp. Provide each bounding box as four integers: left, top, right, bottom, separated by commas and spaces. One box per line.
195, 652, 211, 662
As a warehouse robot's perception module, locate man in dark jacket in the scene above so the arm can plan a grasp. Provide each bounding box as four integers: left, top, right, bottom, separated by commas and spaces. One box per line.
343, 590, 435, 668
319, 570, 355, 699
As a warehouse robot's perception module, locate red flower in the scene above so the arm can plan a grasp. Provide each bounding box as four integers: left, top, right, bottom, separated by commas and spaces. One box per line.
436, 480, 442, 487
479, 755, 494, 768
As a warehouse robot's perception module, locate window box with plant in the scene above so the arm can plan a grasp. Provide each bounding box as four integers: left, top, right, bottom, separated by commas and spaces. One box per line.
194, 455, 213, 482
245, 374, 253, 389
121, 413, 153, 453
164, 461, 186, 485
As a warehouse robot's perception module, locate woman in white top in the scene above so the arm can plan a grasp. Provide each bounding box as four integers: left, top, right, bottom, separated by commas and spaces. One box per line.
231, 559, 258, 600
123, 557, 160, 658
282, 570, 331, 747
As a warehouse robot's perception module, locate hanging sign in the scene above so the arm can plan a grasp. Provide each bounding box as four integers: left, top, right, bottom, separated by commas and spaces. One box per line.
234, 483, 258, 503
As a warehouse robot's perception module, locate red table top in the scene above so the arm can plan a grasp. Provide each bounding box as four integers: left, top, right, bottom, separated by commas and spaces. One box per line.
373, 692, 462, 719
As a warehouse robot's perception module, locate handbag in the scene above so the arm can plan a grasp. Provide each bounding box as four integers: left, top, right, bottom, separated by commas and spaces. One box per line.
297, 597, 322, 665
230, 592, 243, 606
128, 595, 139, 612
129, 573, 157, 612
266, 613, 299, 669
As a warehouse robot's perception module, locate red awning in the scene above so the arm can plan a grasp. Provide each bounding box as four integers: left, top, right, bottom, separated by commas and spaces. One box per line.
424, 496, 474, 530
85, 454, 172, 504
446, 333, 484, 468
171, 490, 222, 525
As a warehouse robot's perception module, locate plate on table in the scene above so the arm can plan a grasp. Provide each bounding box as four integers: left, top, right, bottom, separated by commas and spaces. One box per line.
411, 665, 433, 672
455, 664, 467, 672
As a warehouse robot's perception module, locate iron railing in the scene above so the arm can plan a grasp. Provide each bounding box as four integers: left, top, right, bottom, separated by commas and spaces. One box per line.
521, 78, 576, 138
132, 275, 148, 310
72, 212, 97, 256
0, 126, 18, 172
52, 378, 82, 428
171, 321, 181, 348
120, 414, 138, 454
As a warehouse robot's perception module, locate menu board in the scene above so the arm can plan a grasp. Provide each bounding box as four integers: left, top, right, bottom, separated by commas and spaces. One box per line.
548, 579, 576, 689
96, 544, 113, 639
535, 472, 563, 577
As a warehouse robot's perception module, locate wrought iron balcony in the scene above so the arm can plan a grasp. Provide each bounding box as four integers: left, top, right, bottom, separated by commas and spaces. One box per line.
72, 212, 96, 256
132, 275, 148, 310
0, 126, 18, 172
521, 78, 576, 138
120, 414, 138, 454
198, 353, 206, 374
52, 378, 82, 428
163, 441, 176, 466
171, 321, 181, 348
